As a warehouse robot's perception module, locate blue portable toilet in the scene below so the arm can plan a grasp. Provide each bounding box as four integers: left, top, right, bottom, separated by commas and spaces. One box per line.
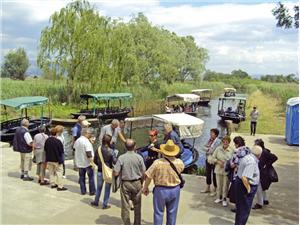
285, 97, 299, 145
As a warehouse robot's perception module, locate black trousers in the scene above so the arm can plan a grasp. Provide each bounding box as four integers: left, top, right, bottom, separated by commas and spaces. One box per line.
250, 121, 257, 135
205, 160, 217, 187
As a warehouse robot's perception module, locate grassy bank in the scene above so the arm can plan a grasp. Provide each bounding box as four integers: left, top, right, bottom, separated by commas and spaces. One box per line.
238, 90, 286, 135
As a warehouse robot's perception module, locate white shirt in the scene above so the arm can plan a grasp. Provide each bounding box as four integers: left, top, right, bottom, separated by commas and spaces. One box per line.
23, 127, 33, 145
74, 136, 94, 168
250, 110, 259, 122
99, 125, 121, 144
237, 153, 260, 185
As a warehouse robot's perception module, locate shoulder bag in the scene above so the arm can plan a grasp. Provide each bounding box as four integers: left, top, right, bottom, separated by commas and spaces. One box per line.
164, 157, 185, 188
268, 165, 279, 183
97, 146, 113, 184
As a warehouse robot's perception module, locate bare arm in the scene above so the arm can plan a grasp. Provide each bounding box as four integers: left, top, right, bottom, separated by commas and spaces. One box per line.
118, 131, 126, 143
142, 176, 152, 196
113, 170, 120, 177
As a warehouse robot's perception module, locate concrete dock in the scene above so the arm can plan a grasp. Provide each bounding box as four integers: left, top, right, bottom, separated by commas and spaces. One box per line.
1, 133, 298, 225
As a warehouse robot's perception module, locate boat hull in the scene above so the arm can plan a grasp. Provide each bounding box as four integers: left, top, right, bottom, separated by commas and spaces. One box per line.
219, 114, 245, 124
0, 117, 52, 144
198, 100, 210, 106
71, 108, 131, 121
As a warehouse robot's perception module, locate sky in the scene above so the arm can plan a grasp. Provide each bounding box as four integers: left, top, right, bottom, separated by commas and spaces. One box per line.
1, 0, 299, 76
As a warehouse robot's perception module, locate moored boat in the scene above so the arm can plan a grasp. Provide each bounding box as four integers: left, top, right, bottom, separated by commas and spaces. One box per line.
165, 94, 200, 116
191, 89, 213, 105
217, 89, 246, 123
125, 113, 204, 170
71, 93, 133, 122
0, 96, 51, 143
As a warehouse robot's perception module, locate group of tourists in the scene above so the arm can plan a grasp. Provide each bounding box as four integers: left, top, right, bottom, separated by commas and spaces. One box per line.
13, 118, 68, 190
165, 103, 197, 113
202, 128, 278, 225
12, 110, 277, 225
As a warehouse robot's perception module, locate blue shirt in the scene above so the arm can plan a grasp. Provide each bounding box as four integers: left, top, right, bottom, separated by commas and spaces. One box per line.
71, 123, 82, 140
168, 130, 184, 153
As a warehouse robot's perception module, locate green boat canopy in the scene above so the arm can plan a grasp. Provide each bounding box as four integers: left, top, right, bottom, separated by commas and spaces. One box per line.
0, 96, 48, 110
80, 93, 132, 100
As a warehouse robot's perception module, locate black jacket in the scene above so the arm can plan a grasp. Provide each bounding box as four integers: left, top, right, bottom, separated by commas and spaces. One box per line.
94, 145, 117, 172
259, 148, 278, 190
13, 127, 32, 153
44, 136, 64, 164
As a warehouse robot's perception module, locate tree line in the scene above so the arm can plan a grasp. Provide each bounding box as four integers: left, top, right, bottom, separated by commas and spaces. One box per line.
203, 69, 298, 83
36, 0, 208, 99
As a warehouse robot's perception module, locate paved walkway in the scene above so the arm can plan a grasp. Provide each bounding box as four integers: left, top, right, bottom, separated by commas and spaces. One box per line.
0, 133, 298, 225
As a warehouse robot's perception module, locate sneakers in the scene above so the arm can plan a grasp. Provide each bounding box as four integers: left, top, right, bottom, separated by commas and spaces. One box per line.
20, 175, 24, 179
252, 204, 262, 210
23, 176, 34, 181
51, 185, 58, 189
57, 187, 68, 191
222, 200, 228, 207
214, 198, 222, 203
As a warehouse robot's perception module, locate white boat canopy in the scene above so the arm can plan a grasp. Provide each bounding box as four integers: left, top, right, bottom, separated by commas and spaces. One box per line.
224, 87, 236, 92
166, 94, 200, 103
125, 113, 204, 139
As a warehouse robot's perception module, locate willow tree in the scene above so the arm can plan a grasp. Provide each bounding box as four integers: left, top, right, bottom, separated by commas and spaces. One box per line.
37, 0, 111, 101
179, 36, 208, 82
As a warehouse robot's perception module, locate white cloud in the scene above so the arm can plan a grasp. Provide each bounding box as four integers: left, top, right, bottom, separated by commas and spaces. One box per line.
2, 0, 68, 23
1, 0, 298, 75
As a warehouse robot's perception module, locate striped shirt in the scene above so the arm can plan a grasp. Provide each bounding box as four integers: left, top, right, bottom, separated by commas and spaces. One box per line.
145, 157, 184, 187
237, 153, 260, 185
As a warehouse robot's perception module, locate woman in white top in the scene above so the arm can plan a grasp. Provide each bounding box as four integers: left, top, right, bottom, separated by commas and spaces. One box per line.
33, 125, 49, 185
55, 125, 66, 178
209, 135, 234, 206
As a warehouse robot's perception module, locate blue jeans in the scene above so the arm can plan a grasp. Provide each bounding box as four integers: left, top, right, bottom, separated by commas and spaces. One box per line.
153, 185, 180, 225
94, 171, 111, 207
235, 177, 258, 225
78, 166, 95, 195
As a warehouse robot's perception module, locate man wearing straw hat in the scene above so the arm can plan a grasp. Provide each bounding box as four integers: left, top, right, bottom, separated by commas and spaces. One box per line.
142, 139, 184, 225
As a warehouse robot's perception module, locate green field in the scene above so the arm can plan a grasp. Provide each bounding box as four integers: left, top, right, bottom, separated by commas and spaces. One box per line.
0, 77, 298, 135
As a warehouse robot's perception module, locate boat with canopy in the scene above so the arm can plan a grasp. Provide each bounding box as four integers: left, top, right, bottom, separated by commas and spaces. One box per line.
125, 113, 204, 170
191, 89, 213, 105
0, 96, 51, 143
165, 94, 200, 116
218, 95, 246, 123
71, 93, 133, 122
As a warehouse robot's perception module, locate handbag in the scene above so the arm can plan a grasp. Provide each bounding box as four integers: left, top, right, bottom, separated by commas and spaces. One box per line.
268, 165, 278, 183
97, 146, 113, 184
164, 157, 185, 188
